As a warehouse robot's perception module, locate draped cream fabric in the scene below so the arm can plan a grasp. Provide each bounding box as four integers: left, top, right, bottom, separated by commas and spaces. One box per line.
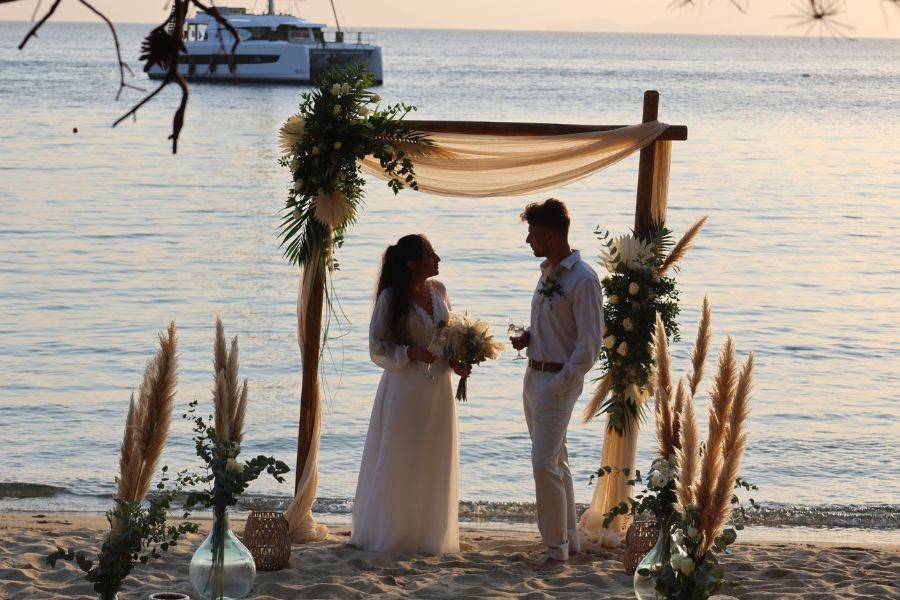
578, 140, 672, 549
359, 121, 669, 197
651, 140, 672, 225
285, 239, 329, 542
577, 418, 640, 549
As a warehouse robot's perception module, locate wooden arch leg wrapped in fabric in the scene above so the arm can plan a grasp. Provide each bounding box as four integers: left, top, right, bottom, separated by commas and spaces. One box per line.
284, 238, 329, 543
577, 418, 639, 548
579, 121, 674, 550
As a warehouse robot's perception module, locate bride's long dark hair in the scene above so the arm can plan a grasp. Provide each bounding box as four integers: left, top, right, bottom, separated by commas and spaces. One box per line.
376, 234, 429, 343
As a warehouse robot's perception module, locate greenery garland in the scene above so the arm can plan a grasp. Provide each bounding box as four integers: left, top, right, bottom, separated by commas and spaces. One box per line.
278, 67, 429, 269
593, 227, 680, 434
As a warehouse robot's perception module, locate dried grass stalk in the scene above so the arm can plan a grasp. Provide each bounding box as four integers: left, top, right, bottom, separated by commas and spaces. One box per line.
653, 314, 674, 457
675, 390, 698, 507
695, 337, 736, 548
660, 216, 707, 275
211, 315, 248, 445
687, 296, 712, 397
581, 372, 613, 424
701, 353, 753, 552
113, 321, 178, 531
231, 379, 248, 444
671, 378, 687, 451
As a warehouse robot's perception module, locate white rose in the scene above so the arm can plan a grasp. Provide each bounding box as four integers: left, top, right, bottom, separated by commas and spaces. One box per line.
330, 83, 341, 96
628, 282, 640, 295
332, 105, 342, 115
622, 317, 634, 332
333, 141, 342, 150
678, 556, 695, 576
341, 82, 351, 93
225, 458, 244, 474
609, 294, 619, 305
617, 341, 628, 357
603, 335, 616, 349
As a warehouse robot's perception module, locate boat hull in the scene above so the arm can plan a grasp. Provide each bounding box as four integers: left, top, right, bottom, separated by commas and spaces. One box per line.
147, 42, 383, 84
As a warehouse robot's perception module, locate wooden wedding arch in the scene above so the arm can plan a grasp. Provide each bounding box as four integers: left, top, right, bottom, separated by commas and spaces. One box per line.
289, 90, 688, 543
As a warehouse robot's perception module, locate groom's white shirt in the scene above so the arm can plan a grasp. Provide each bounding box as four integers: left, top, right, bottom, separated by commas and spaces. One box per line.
527, 250, 605, 394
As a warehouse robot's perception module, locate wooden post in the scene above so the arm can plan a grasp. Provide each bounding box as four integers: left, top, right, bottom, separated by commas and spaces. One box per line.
295, 261, 324, 493
634, 90, 660, 238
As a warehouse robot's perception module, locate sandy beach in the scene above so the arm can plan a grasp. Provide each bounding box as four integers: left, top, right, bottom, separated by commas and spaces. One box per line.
0, 513, 896, 599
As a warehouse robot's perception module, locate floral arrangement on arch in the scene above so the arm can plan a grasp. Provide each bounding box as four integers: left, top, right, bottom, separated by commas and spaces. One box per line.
583, 217, 707, 434
278, 67, 431, 269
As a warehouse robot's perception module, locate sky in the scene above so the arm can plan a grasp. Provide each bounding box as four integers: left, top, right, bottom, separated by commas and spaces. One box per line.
1, 0, 899, 38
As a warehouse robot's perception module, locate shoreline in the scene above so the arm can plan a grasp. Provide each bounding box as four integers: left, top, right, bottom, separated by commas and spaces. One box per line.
3, 511, 899, 551
1, 512, 898, 599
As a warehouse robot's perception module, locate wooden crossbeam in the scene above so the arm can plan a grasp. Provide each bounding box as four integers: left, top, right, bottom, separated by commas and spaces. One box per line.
404, 119, 687, 141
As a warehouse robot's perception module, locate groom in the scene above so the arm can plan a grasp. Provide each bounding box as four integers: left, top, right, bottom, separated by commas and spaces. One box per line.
512, 198, 604, 574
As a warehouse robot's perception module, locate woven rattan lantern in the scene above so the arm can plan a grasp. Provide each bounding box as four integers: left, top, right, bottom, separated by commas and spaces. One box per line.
622, 518, 660, 575
242, 511, 292, 571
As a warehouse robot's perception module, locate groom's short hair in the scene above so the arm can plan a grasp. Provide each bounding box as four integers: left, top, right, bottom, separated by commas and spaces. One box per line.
520, 198, 570, 235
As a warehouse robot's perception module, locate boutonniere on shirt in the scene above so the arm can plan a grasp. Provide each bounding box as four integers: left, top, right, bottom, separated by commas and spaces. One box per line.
538, 273, 566, 308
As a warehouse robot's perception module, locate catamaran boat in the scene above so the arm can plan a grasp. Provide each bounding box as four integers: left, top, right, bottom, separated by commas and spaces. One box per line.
147, 0, 382, 84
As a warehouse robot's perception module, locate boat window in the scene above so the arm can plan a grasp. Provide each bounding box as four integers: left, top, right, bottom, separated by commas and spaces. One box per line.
186, 23, 208, 42
288, 27, 311, 41
234, 28, 253, 41
312, 28, 324, 42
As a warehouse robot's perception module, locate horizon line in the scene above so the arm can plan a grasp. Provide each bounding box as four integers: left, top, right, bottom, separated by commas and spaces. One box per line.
1, 19, 898, 41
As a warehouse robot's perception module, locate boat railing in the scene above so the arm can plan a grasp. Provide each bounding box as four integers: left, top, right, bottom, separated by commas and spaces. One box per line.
319, 30, 377, 45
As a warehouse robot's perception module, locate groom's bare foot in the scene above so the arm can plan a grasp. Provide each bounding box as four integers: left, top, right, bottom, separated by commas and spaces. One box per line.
533, 557, 566, 574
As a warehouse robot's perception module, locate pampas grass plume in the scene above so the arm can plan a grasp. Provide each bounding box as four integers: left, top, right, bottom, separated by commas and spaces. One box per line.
660, 216, 707, 275
675, 388, 698, 507
582, 372, 613, 424
113, 321, 178, 531
653, 314, 674, 457
701, 352, 753, 552
688, 296, 712, 397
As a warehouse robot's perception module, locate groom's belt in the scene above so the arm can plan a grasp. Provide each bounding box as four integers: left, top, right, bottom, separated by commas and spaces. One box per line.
528, 359, 564, 373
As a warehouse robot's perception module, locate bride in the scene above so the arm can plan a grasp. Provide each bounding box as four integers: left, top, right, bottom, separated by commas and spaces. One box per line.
350, 234, 467, 554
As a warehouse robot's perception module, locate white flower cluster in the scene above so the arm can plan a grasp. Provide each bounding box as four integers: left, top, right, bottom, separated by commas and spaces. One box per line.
647, 455, 678, 489
601, 234, 655, 272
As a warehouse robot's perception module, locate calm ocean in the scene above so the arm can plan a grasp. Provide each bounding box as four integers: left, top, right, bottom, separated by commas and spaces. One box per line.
0, 22, 898, 538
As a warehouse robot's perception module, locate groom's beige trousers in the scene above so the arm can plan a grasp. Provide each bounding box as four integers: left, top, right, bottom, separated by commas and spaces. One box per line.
523, 368, 583, 561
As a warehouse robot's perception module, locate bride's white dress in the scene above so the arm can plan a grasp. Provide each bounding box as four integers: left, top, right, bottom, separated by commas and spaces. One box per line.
350, 279, 460, 554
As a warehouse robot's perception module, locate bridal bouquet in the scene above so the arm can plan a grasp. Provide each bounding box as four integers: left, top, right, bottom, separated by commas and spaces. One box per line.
438, 311, 504, 401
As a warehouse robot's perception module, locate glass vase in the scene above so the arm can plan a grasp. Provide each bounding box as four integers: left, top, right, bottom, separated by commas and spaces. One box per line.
189, 511, 256, 600
633, 522, 669, 600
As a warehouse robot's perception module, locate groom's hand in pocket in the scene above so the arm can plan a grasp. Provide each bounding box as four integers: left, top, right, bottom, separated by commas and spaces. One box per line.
511, 331, 530, 351
407, 346, 438, 364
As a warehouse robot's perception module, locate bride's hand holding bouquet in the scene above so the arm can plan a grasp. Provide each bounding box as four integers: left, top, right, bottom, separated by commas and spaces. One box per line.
439, 311, 504, 401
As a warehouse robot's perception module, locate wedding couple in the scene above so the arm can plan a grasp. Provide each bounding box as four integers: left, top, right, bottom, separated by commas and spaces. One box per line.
350, 198, 605, 574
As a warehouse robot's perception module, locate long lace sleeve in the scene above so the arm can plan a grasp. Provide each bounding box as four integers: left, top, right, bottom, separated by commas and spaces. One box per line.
369, 289, 410, 372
